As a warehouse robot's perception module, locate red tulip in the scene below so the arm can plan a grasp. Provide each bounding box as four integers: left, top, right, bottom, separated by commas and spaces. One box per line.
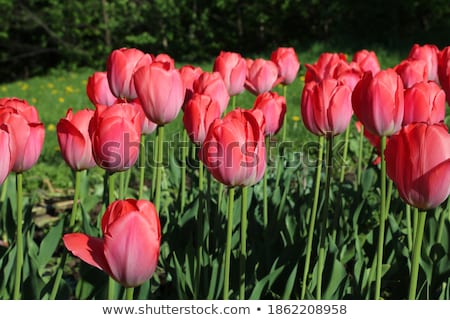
179, 64, 204, 108
133, 62, 185, 125
352, 69, 404, 136
199, 108, 266, 187
183, 93, 221, 145
403, 81, 446, 126
153, 53, 175, 69
270, 47, 301, 85
89, 103, 143, 172
352, 49, 381, 76
394, 59, 428, 89
0, 125, 16, 185
213, 51, 247, 96
106, 47, 153, 100
333, 60, 363, 90
0, 98, 45, 172
252, 91, 286, 136
57, 108, 96, 171
301, 79, 353, 137
193, 71, 230, 114
438, 46, 450, 105
385, 123, 450, 210
86, 71, 117, 107
245, 58, 280, 95
305, 52, 347, 83
408, 43, 440, 83
63, 199, 161, 288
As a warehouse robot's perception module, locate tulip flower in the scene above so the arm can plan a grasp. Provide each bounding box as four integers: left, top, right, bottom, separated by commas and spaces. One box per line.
179, 64, 204, 109
0, 125, 16, 185
352, 49, 381, 76
199, 108, 266, 187
63, 199, 161, 288
403, 81, 446, 126
270, 47, 301, 85
183, 93, 221, 145
133, 62, 185, 125
438, 46, 450, 105
301, 79, 353, 137
106, 47, 153, 100
213, 51, 247, 96
408, 43, 440, 83
57, 108, 96, 171
333, 60, 363, 90
89, 103, 143, 172
352, 69, 404, 137
394, 59, 428, 89
86, 71, 118, 107
193, 71, 230, 114
251, 91, 286, 136
385, 122, 450, 210
304, 52, 347, 83
245, 58, 280, 95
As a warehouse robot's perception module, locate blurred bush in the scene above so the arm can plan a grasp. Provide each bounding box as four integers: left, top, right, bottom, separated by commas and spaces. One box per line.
0, 0, 449, 82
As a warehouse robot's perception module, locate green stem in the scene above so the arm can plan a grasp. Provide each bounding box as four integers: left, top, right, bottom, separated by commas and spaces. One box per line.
194, 161, 204, 298
138, 135, 146, 199
374, 136, 387, 300
301, 135, 324, 300
239, 186, 248, 300
119, 171, 125, 199
180, 130, 188, 213
385, 179, 393, 215
408, 210, 427, 300
263, 136, 269, 228
151, 134, 158, 198
437, 198, 450, 243
356, 124, 364, 190
413, 207, 419, 241
50, 170, 83, 299
107, 171, 117, 300
316, 135, 333, 300
223, 187, 235, 300
218, 183, 224, 214
339, 125, 350, 183
125, 287, 134, 300
406, 204, 413, 253
13, 172, 23, 300
0, 175, 8, 203
108, 278, 117, 300
154, 125, 164, 212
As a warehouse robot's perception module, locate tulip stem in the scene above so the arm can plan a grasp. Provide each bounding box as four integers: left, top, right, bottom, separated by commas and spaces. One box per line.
194, 161, 205, 298
108, 172, 116, 205
409, 210, 427, 300
155, 125, 164, 212
180, 130, 188, 213
374, 135, 387, 300
125, 287, 134, 300
263, 136, 269, 228
406, 204, 413, 253
385, 178, 393, 215
223, 187, 235, 300
339, 125, 350, 183
138, 135, 146, 199
239, 186, 248, 300
301, 135, 324, 300
50, 170, 83, 299
13, 172, 23, 300
356, 124, 364, 190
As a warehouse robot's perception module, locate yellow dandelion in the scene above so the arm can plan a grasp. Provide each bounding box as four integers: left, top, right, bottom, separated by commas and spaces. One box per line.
31, 98, 37, 104
65, 86, 74, 93
47, 83, 54, 89
20, 83, 29, 91
51, 89, 58, 95
58, 97, 65, 103
47, 124, 56, 132
1, 86, 7, 92
299, 75, 305, 82
292, 115, 301, 122
81, 79, 87, 85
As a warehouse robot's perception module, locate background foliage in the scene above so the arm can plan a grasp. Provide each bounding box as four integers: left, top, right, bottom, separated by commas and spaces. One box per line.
1, 0, 450, 81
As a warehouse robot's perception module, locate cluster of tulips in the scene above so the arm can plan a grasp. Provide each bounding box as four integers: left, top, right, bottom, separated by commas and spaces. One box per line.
0, 42, 449, 300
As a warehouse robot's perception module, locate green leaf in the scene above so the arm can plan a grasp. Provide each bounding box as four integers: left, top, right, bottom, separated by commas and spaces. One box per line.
38, 217, 64, 269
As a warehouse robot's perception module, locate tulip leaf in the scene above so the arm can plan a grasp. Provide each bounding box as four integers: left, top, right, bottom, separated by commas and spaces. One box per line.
37, 217, 64, 269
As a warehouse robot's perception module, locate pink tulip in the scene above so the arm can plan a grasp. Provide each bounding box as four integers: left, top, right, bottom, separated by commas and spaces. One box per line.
183, 93, 221, 145
57, 108, 96, 171
403, 81, 446, 126
106, 47, 153, 100
270, 47, 301, 85
352, 49, 381, 76
199, 108, 266, 187
352, 69, 404, 136
252, 91, 286, 136
153, 53, 175, 69
438, 46, 450, 105
89, 103, 143, 172
304, 52, 347, 83
408, 43, 440, 83
179, 64, 204, 109
301, 79, 353, 137
63, 199, 161, 288
193, 71, 230, 114
86, 71, 118, 107
394, 59, 428, 88
245, 58, 280, 95
133, 62, 185, 125
213, 51, 247, 96
333, 60, 363, 90
0, 98, 45, 172
0, 125, 16, 185
385, 123, 450, 210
